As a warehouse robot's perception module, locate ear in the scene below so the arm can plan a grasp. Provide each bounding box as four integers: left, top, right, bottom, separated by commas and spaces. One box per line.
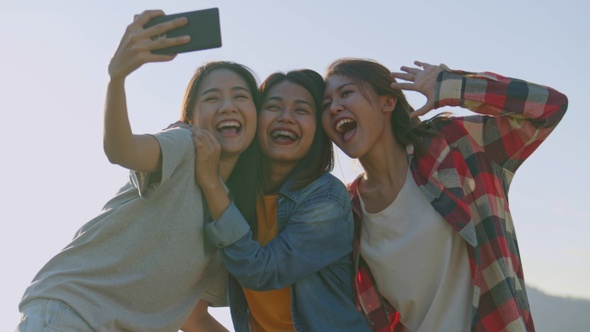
381, 95, 397, 114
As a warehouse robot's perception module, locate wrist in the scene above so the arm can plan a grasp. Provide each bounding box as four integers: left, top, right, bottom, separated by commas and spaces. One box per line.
199, 178, 224, 195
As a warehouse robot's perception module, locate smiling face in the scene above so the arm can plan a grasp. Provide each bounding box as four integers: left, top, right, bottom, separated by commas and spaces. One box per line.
257, 80, 317, 169
192, 68, 257, 160
322, 74, 392, 159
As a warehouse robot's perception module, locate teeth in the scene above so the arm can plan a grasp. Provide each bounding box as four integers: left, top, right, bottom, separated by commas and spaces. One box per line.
335, 119, 353, 133
217, 120, 240, 129
271, 130, 297, 140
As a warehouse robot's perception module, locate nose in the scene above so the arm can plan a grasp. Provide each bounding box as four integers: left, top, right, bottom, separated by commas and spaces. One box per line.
328, 99, 343, 115
219, 98, 237, 113
277, 108, 295, 123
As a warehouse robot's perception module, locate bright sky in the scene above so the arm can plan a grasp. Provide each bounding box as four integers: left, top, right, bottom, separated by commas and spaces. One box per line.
2, 0, 588, 330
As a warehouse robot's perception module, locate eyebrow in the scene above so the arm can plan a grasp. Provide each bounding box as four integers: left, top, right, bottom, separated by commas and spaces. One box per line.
200, 86, 250, 96
324, 82, 356, 99
265, 96, 313, 107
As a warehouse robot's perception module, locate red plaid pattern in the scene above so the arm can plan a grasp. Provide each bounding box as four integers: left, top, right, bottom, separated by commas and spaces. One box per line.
348, 67, 568, 331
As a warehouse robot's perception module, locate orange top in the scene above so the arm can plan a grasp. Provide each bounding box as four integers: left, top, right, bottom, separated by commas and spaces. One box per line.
242, 193, 294, 332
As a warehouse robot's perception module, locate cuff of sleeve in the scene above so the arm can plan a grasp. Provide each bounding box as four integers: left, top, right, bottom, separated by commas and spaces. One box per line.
435, 69, 464, 108
205, 202, 251, 248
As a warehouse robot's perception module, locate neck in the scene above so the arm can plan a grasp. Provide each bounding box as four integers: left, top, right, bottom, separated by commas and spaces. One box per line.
261, 160, 296, 194
358, 129, 408, 188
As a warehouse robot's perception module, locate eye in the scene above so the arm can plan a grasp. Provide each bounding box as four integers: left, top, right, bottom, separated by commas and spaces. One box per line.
234, 93, 250, 100
202, 93, 219, 102
263, 103, 281, 112
341, 90, 353, 98
295, 108, 310, 115
322, 100, 332, 111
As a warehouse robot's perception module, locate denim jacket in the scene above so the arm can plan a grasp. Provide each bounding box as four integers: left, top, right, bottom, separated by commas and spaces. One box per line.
206, 172, 371, 332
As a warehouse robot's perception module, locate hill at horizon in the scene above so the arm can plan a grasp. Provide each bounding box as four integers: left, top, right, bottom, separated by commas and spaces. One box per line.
528, 286, 590, 331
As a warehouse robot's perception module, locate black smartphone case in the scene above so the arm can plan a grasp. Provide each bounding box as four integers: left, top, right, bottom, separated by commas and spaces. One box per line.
144, 8, 222, 55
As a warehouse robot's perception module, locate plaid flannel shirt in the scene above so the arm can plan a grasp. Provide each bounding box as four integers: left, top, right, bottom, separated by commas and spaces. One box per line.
349, 66, 568, 332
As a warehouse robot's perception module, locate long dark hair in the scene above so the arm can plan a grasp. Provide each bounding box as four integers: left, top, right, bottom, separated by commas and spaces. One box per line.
180, 61, 260, 224
325, 58, 445, 155
258, 69, 334, 191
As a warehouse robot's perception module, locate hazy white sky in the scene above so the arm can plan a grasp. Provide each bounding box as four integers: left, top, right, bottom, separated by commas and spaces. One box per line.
2, 0, 588, 330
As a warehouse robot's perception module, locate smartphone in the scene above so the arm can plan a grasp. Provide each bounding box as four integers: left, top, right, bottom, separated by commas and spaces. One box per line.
144, 8, 222, 55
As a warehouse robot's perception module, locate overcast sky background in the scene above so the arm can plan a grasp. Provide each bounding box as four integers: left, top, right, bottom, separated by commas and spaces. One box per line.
2, 0, 588, 330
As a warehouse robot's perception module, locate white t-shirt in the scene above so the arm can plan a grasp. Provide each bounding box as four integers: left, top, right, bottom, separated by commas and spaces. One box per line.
359, 169, 472, 332
20, 128, 227, 331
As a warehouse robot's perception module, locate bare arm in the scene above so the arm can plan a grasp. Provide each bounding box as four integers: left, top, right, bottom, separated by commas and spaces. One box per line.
181, 300, 229, 332
103, 10, 190, 172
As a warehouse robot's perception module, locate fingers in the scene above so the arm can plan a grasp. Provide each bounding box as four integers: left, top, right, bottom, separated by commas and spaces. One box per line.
390, 71, 415, 82
109, 11, 189, 78
144, 16, 188, 40
414, 60, 434, 68
390, 82, 418, 91
131, 10, 190, 53
192, 129, 220, 151
390, 62, 430, 83
149, 34, 190, 54
399, 66, 422, 75
132, 10, 166, 25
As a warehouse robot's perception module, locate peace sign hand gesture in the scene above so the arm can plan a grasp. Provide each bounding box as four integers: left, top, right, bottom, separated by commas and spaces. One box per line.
390, 61, 442, 118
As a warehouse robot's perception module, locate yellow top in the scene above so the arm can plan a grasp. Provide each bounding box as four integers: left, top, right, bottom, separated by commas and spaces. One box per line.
242, 193, 295, 332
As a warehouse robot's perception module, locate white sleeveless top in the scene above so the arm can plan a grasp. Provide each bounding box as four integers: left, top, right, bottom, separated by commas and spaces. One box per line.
359, 169, 472, 332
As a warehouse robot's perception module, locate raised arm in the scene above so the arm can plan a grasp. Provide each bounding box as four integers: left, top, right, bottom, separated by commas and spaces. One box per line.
392, 61, 568, 170
104, 10, 189, 172
391, 61, 567, 121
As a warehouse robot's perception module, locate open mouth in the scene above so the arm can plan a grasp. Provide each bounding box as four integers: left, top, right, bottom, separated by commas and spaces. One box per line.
217, 120, 242, 135
335, 118, 357, 140
271, 129, 298, 142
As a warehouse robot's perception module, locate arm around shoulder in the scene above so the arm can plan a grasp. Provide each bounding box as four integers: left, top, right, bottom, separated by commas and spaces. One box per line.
211, 174, 354, 290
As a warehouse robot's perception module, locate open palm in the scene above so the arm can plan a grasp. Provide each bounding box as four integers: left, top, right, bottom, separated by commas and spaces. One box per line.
390, 61, 442, 118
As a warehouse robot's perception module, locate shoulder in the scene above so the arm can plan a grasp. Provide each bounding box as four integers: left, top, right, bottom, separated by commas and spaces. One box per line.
281, 172, 347, 202
295, 173, 349, 206
153, 127, 193, 141
152, 128, 194, 156
304, 172, 346, 192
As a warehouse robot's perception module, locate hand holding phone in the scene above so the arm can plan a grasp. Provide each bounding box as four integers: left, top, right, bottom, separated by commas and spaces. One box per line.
144, 8, 222, 55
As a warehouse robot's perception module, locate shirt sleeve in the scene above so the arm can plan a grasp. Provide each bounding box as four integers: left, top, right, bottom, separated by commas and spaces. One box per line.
200, 265, 229, 307
130, 128, 194, 198
433, 65, 568, 172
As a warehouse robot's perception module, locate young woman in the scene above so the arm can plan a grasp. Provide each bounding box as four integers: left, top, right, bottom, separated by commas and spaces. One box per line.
321, 59, 568, 331
192, 69, 371, 331
17, 10, 258, 332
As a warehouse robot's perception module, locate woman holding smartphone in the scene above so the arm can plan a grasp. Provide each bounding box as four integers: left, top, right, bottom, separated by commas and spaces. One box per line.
17, 11, 258, 331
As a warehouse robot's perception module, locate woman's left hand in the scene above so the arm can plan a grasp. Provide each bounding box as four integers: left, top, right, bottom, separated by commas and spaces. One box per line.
390, 61, 442, 118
